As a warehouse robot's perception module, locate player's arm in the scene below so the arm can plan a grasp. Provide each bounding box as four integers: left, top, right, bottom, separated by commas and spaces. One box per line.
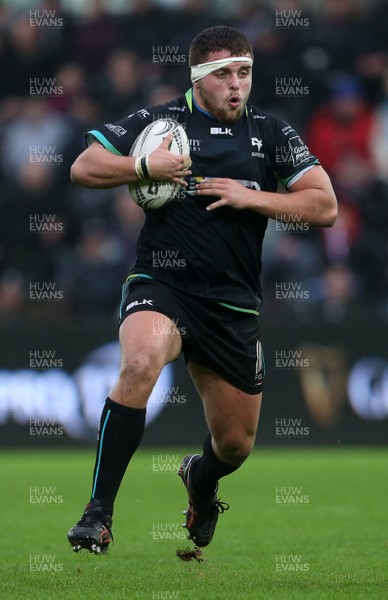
70, 135, 190, 189
196, 165, 337, 227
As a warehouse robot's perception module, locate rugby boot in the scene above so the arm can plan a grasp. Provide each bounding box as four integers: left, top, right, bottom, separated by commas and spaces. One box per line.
67, 499, 113, 555
178, 454, 229, 547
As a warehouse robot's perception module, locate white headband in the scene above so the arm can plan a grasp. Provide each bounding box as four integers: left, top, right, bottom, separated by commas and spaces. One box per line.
191, 56, 253, 83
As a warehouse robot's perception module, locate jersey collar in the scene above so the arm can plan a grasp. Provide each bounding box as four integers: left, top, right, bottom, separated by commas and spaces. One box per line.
185, 88, 249, 119
185, 88, 213, 118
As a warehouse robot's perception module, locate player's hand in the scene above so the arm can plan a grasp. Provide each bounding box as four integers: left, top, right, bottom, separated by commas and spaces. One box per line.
147, 134, 192, 186
196, 178, 256, 210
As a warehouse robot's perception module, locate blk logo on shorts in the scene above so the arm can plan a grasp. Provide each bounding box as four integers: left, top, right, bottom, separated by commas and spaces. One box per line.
126, 299, 154, 311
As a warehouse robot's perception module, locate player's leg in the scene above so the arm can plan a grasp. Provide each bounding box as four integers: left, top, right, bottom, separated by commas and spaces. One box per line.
68, 310, 182, 554
178, 362, 261, 547
89, 311, 182, 508
189, 361, 261, 474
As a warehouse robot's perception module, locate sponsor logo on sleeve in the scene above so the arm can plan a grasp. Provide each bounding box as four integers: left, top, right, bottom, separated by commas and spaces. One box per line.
137, 109, 151, 119
281, 125, 294, 137
288, 136, 310, 166
104, 123, 127, 136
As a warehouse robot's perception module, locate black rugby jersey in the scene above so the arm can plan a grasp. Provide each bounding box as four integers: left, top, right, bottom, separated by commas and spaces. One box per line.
87, 89, 319, 312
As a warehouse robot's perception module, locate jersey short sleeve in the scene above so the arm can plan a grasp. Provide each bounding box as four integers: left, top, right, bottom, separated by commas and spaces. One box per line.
85, 100, 185, 156
265, 117, 319, 189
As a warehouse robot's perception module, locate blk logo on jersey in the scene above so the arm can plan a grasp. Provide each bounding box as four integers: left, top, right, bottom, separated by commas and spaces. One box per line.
251, 137, 265, 158
210, 127, 233, 136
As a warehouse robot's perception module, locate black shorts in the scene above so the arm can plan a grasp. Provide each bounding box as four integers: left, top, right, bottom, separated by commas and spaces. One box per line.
119, 278, 264, 395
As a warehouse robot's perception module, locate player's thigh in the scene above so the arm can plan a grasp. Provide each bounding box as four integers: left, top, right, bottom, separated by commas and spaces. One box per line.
188, 361, 262, 442
118, 310, 182, 374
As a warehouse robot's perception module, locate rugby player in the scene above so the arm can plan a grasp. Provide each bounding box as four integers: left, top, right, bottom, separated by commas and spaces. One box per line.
67, 25, 337, 554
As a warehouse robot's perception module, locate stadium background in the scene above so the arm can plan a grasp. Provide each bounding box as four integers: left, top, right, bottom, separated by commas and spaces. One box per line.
0, 0, 388, 447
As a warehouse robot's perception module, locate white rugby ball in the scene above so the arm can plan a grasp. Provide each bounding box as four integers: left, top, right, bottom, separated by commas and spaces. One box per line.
128, 118, 190, 209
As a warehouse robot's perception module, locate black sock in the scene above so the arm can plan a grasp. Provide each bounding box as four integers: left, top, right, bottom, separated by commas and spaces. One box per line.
191, 434, 239, 498
90, 397, 146, 516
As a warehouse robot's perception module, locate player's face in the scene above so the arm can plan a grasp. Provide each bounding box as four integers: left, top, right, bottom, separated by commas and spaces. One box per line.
193, 50, 253, 123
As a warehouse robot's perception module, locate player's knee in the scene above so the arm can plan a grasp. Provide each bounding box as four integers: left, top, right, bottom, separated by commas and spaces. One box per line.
216, 431, 255, 466
119, 351, 161, 390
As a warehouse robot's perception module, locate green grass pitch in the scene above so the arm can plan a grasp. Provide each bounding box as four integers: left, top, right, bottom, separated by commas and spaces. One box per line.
1, 447, 387, 600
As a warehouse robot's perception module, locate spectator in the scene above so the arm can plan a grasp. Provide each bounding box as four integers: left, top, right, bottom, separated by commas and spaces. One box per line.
370, 68, 388, 183
1, 96, 71, 183
91, 50, 148, 120
349, 179, 388, 312
47, 62, 88, 114
71, 0, 120, 73
301, 0, 365, 76
0, 269, 25, 320
118, 0, 176, 60
0, 12, 60, 98
57, 218, 129, 318
0, 161, 69, 283
305, 76, 376, 189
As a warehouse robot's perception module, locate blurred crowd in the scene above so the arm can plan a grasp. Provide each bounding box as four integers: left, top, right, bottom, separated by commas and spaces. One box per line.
0, 0, 387, 323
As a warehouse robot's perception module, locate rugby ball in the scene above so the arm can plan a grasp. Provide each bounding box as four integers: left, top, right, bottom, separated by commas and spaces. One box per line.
128, 118, 190, 209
